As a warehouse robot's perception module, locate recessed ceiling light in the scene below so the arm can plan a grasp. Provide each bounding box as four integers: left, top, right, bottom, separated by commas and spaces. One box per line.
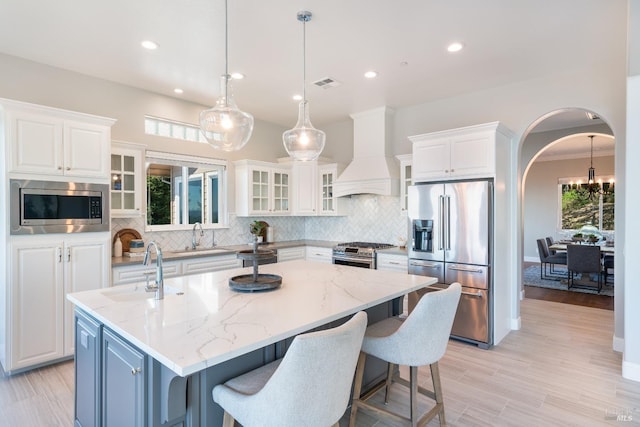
141, 40, 158, 50
364, 70, 378, 79
174, 88, 183, 94
447, 42, 464, 53
292, 94, 303, 101
231, 72, 245, 80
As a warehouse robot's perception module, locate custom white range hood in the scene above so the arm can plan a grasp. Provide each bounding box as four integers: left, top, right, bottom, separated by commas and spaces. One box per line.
333, 107, 400, 197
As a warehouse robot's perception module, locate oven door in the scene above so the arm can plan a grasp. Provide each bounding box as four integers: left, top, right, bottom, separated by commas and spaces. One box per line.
332, 256, 374, 269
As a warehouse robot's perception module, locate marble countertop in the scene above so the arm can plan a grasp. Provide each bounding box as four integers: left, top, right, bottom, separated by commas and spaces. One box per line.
112, 240, 341, 266
68, 260, 435, 377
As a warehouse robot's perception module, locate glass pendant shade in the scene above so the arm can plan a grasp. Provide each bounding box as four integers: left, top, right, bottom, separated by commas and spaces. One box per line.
283, 101, 325, 161
200, 75, 254, 151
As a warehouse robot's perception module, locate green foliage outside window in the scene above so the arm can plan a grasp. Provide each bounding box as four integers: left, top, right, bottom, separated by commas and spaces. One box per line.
561, 183, 614, 230
147, 176, 171, 225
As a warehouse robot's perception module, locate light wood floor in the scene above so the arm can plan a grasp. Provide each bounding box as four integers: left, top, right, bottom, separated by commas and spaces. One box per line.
2, 299, 639, 426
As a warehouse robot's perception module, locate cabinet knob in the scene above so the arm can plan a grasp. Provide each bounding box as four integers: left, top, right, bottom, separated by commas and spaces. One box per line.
58, 166, 63, 170
450, 169, 454, 173
444, 170, 449, 173
131, 367, 141, 375
66, 166, 71, 171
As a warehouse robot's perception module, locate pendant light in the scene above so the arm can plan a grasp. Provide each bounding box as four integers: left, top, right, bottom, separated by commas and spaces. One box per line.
586, 134, 614, 199
282, 11, 326, 161
199, 0, 254, 151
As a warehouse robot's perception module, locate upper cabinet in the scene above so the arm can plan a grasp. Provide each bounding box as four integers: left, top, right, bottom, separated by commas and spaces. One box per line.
410, 122, 512, 182
318, 163, 349, 216
396, 154, 412, 211
111, 141, 144, 218
3, 99, 115, 181
235, 160, 290, 216
291, 160, 318, 215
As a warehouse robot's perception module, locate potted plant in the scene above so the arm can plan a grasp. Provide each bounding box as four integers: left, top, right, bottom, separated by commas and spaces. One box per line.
572, 233, 583, 242
587, 234, 599, 244
249, 220, 267, 242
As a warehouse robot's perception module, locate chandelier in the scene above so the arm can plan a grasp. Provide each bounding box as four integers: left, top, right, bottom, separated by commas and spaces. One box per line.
282, 11, 326, 161
586, 135, 614, 199
199, 0, 254, 151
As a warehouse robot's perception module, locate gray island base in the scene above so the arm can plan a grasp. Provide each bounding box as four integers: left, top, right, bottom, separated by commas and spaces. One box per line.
69, 260, 436, 427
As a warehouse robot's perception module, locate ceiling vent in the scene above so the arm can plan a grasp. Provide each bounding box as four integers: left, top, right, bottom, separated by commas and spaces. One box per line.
313, 77, 341, 89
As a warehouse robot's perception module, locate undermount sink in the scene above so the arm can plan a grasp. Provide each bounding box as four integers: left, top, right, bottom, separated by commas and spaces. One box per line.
102, 285, 183, 302
169, 248, 233, 256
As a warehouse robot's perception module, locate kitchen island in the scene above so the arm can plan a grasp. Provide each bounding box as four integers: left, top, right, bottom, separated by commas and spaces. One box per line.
68, 260, 436, 427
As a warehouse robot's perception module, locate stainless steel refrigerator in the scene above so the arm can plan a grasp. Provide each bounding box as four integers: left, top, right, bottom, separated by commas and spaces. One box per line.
407, 179, 493, 348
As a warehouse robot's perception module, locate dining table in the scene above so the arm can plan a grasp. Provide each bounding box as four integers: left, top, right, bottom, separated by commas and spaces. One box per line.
549, 242, 615, 254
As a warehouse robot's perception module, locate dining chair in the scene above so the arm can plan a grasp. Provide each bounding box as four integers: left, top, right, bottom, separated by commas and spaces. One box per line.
567, 244, 602, 292
536, 238, 567, 280
212, 311, 367, 427
349, 283, 461, 427
603, 255, 614, 284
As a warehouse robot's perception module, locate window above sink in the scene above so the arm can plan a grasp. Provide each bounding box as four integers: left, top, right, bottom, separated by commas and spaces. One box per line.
145, 150, 228, 231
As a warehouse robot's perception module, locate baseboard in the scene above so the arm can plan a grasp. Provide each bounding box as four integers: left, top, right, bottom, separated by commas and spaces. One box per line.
510, 316, 521, 331
622, 360, 640, 382
613, 335, 624, 353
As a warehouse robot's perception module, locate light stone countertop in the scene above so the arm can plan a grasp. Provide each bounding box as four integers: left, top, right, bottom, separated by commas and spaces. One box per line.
68, 260, 435, 377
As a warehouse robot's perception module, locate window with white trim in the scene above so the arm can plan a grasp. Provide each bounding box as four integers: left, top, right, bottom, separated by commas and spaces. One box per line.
557, 176, 615, 231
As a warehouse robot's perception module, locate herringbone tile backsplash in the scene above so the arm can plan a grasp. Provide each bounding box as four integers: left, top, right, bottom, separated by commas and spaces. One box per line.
112, 194, 408, 251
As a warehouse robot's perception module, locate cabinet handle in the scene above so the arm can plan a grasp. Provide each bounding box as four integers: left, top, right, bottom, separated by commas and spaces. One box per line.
131, 367, 141, 375
389, 261, 401, 265
58, 247, 62, 263
67, 248, 71, 262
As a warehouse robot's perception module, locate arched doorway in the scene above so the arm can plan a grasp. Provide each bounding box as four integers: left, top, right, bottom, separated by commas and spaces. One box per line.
517, 108, 616, 316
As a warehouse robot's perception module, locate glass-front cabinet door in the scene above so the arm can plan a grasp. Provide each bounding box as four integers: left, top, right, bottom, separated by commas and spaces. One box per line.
271, 169, 289, 214
251, 169, 270, 213
111, 142, 143, 217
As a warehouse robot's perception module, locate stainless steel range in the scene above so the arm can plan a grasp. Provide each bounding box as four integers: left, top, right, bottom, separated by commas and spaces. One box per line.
332, 242, 395, 269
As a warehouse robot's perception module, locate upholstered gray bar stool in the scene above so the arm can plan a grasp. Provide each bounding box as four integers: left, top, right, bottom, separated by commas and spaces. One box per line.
349, 283, 461, 427
212, 311, 367, 427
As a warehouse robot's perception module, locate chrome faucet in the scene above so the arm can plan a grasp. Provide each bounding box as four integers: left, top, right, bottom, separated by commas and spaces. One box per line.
192, 222, 204, 250
142, 241, 164, 300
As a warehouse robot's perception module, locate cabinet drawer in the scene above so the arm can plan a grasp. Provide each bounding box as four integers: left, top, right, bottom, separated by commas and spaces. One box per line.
182, 255, 241, 275
377, 254, 408, 272
277, 246, 306, 262
112, 262, 181, 285
305, 246, 333, 264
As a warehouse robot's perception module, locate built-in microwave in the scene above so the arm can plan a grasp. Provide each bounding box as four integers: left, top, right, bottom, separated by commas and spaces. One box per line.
10, 179, 109, 235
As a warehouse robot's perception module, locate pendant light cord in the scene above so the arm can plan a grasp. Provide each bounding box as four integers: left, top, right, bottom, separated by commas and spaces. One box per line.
302, 15, 306, 102
590, 135, 594, 168
224, 0, 229, 106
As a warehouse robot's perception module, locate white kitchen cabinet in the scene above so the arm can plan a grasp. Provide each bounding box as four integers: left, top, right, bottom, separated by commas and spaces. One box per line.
396, 154, 412, 211
291, 161, 318, 215
305, 246, 333, 264
318, 163, 349, 216
182, 254, 241, 275
410, 122, 511, 182
4, 99, 114, 180
277, 246, 306, 263
376, 252, 408, 272
112, 260, 182, 286
111, 141, 144, 218
235, 160, 290, 216
6, 234, 109, 372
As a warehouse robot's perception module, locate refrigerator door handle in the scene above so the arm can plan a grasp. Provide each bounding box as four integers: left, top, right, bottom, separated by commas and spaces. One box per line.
461, 290, 484, 298
445, 195, 451, 251
438, 195, 445, 251
448, 265, 484, 274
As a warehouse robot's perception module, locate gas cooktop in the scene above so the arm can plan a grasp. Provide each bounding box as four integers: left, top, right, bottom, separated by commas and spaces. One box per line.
334, 242, 395, 250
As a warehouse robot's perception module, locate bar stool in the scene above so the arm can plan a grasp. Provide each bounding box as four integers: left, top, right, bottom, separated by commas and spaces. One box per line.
349, 283, 461, 427
212, 311, 367, 427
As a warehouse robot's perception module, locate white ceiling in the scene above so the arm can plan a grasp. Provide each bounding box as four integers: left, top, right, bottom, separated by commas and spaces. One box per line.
0, 0, 626, 132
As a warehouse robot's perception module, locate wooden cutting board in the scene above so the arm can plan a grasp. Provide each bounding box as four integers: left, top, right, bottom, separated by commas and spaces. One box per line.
113, 228, 143, 252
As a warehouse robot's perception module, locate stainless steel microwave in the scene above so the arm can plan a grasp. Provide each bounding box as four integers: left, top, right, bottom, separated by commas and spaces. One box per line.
10, 179, 110, 235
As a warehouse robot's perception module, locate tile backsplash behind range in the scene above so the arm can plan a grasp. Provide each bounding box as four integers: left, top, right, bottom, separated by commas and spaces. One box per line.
112, 194, 407, 250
